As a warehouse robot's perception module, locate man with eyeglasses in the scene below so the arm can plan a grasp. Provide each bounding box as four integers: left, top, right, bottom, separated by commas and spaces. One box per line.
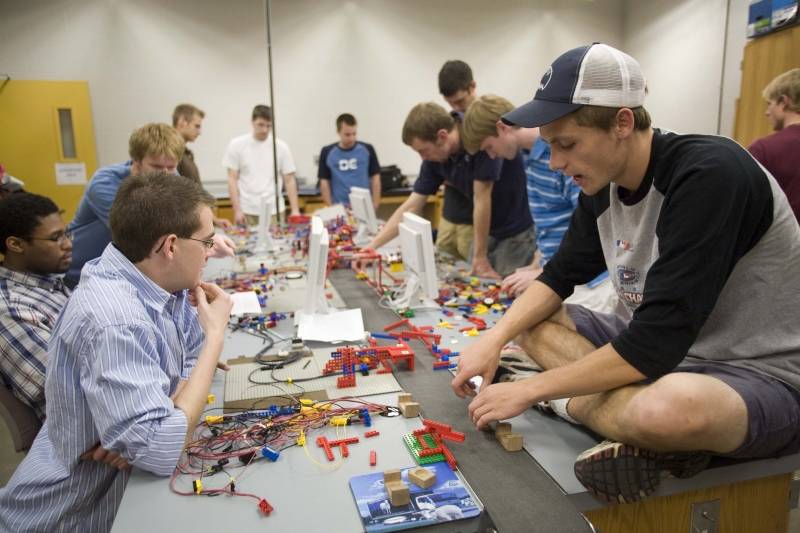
0, 173, 232, 532
0, 193, 72, 420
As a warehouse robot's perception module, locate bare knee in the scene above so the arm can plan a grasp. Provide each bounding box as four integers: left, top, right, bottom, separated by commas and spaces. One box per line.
625, 383, 712, 446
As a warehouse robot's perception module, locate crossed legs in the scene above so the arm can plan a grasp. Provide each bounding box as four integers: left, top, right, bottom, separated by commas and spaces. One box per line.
515, 308, 748, 454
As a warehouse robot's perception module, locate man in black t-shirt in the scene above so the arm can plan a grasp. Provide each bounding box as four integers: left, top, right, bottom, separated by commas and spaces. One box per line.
452, 43, 800, 504
368, 102, 534, 278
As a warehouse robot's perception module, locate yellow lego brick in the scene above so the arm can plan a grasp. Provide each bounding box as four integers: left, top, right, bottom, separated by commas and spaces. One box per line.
205, 415, 224, 425
206, 394, 216, 404
464, 328, 480, 337
300, 398, 314, 406
473, 304, 489, 315
390, 263, 404, 273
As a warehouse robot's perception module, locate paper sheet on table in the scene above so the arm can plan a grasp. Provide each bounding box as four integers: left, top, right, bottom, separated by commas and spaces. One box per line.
229, 291, 262, 316
296, 308, 366, 342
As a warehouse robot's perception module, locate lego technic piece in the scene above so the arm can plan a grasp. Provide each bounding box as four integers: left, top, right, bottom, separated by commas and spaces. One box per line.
364, 430, 380, 438
316, 436, 335, 461
402, 433, 445, 465
260, 446, 280, 462
408, 467, 436, 489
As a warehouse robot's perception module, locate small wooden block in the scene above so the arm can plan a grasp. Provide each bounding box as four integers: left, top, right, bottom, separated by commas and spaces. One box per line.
408, 467, 436, 489
383, 469, 402, 483
399, 401, 420, 418
495, 422, 512, 436
397, 393, 414, 404
386, 480, 410, 506
498, 432, 523, 452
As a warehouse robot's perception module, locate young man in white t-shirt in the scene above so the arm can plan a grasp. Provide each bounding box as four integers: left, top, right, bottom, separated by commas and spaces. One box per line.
223, 105, 301, 225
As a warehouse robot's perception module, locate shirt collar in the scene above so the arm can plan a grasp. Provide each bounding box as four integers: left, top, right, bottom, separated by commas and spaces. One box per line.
0, 264, 69, 294
99, 244, 181, 313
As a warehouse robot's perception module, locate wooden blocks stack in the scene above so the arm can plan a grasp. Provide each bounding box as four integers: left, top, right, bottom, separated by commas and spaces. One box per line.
383, 469, 409, 506
397, 393, 420, 418
495, 422, 523, 452
408, 467, 436, 489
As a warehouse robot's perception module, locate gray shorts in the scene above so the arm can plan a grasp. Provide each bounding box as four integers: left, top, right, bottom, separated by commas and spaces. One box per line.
565, 303, 800, 459
486, 227, 536, 278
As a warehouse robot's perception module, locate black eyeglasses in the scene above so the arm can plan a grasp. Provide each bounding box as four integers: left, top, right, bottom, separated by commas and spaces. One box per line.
28, 232, 72, 245
181, 236, 215, 249
154, 235, 215, 254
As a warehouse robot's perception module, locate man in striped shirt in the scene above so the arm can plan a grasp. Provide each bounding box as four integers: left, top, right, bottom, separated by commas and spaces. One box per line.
0, 193, 73, 421
463, 95, 616, 313
0, 173, 232, 532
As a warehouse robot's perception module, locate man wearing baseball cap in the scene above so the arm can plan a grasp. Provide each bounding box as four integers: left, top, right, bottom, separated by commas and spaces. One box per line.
452, 43, 800, 504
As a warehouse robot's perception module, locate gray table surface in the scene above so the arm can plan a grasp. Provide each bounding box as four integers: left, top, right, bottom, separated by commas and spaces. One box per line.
111, 260, 595, 533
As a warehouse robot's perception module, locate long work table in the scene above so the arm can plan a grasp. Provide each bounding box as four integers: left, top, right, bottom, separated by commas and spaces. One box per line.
111, 263, 595, 533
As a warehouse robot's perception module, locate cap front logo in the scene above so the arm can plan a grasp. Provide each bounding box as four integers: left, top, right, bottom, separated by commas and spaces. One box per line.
538, 66, 553, 92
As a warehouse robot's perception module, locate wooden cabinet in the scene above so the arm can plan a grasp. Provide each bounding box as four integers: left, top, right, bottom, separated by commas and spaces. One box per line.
734, 24, 800, 148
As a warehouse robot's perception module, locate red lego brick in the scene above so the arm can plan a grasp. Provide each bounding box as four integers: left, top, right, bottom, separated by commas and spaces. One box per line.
364, 430, 380, 438
369, 450, 377, 466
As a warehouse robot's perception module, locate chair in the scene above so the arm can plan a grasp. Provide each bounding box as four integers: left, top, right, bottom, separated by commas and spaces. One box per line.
0, 384, 41, 452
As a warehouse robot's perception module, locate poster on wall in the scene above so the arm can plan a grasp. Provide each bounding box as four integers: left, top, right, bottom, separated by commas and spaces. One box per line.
54, 162, 87, 185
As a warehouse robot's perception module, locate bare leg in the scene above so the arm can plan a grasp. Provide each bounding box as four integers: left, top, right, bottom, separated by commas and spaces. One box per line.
571, 372, 748, 453
515, 309, 595, 370
515, 308, 748, 454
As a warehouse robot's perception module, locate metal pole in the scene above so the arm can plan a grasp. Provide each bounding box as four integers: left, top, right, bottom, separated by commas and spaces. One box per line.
265, 0, 282, 224
716, 0, 732, 136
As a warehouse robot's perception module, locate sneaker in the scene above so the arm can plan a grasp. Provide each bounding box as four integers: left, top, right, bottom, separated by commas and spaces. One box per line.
573, 440, 710, 504
492, 346, 542, 383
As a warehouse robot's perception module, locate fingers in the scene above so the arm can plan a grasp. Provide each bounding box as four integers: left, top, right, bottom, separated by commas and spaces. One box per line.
193, 285, 209, 308
80, 443, 100, 461
198, 282, 227, 303
450, 372, 468, 398
216, 361, 230, 371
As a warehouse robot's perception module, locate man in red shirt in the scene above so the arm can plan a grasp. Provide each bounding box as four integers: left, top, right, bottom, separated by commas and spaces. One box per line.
748, 68, 800, 221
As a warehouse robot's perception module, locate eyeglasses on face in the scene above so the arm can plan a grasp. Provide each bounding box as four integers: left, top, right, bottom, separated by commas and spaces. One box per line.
28, 231, 72, 245
154, 235, 216, 253
181, 236, 215, 249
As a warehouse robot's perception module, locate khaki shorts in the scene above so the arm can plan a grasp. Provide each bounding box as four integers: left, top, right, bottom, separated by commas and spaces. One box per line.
436, 218, 473, 261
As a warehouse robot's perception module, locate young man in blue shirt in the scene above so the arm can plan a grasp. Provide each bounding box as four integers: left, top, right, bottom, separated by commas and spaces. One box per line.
368, 102, 535, 278
0, 173, 232, 532
66, 123, 234, 288
318, 113, 381, 209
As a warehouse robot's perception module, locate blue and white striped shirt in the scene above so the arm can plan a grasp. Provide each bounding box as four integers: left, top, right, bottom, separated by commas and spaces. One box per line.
0, 244, 204, 533
526, 138, 608, 287
0, 266, 70, 420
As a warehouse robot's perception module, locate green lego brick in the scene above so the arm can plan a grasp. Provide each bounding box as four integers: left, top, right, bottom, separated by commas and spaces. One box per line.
402, 432, 444, 465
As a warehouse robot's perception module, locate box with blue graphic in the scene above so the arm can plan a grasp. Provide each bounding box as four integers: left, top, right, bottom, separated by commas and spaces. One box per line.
349, 462, 481, 532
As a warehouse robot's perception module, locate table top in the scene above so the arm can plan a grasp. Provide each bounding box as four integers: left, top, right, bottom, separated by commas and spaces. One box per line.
111, 256, 596, 533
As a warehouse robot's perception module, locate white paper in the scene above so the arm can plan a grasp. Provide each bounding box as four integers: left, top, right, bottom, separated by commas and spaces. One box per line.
296, 308, 366, 342
229, 291, 262, 316
54, 162, 87, 185
311, 204, 347, 223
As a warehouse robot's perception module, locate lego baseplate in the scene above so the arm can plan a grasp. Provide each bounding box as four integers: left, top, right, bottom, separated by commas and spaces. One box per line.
402, 432, 445, 465
224, 346, 402, 410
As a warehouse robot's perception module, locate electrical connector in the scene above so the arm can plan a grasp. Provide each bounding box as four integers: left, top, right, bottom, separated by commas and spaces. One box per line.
205, 415, 223, 425
297, 431, 306, 446
331, 416, 349, 426
206, 394, 216, 404
192, 479, 203, 494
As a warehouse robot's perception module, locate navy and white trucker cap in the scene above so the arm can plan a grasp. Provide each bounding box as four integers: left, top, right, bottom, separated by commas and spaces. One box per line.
503, 43, 646, 128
